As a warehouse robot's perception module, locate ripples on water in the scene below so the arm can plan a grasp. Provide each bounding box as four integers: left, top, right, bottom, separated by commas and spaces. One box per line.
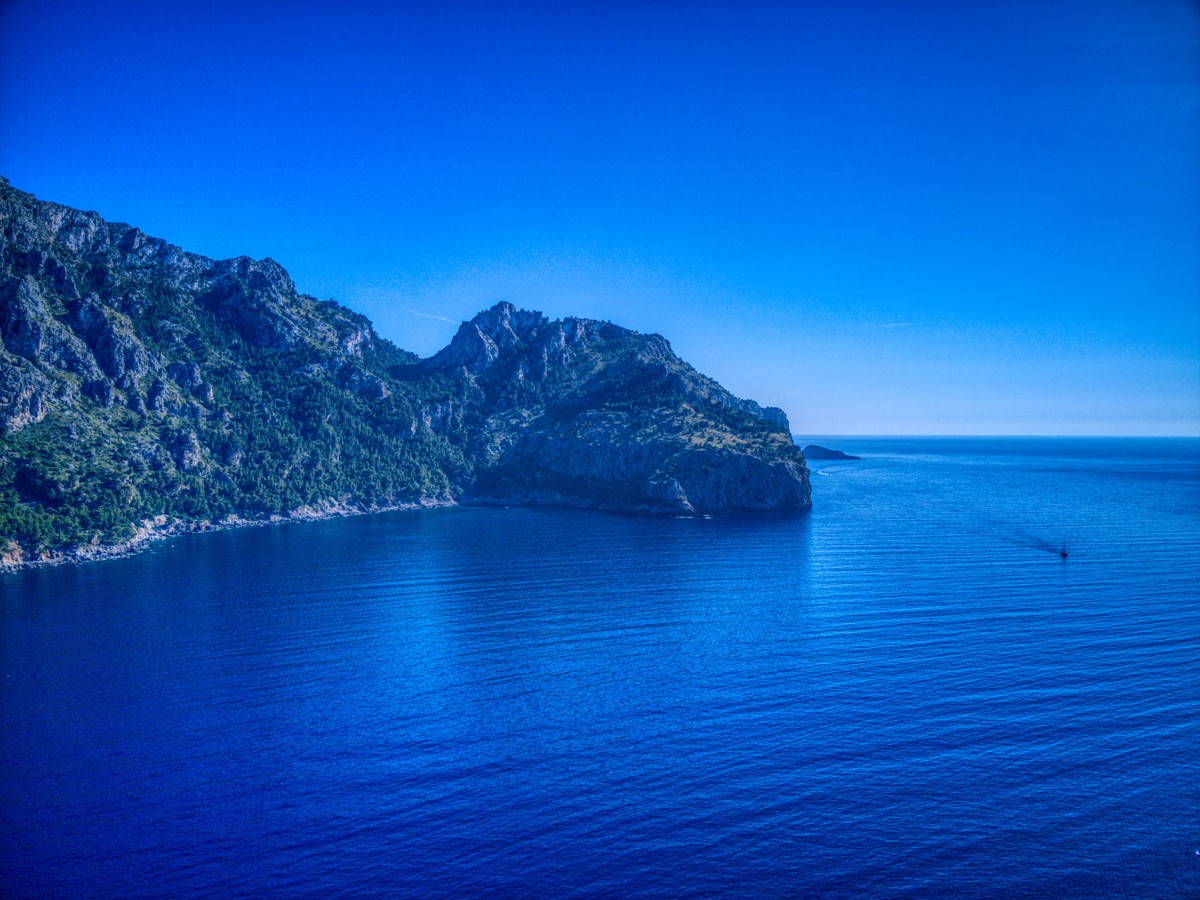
3, 438, 1199, 897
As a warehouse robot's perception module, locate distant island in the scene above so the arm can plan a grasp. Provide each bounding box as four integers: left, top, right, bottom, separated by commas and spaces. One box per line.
801, 444, 861, 461
0, 178, 811, 570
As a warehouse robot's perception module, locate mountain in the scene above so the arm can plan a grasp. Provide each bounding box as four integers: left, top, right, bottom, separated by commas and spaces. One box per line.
0, 178, 810, 568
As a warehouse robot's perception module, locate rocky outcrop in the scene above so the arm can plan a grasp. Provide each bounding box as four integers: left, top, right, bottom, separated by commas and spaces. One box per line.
199, 256, 313, 351
0, 361, 60, 431
0, 177, 385, 436
475, 415, 810, 514
70, 294, 151, 382
427, 302, 811, 515
1, 276, 101, 378
424, 302, 555, 376
802, 444, 861, 461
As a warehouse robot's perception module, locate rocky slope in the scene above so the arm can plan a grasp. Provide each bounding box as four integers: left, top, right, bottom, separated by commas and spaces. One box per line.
416, 302, 808, 513
0, 178, 809, 568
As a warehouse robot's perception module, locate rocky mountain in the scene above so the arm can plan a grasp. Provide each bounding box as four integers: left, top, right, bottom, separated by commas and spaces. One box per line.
0, 178, 810, 568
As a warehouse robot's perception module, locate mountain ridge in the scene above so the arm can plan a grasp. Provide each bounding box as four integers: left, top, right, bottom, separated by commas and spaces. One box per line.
0, 178, 810, 570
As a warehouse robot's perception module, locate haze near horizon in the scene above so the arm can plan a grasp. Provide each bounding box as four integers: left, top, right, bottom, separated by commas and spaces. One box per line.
2, 0, 1196, 435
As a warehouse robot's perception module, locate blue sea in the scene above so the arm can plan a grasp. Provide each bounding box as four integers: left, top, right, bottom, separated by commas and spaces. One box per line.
3, 437, 1198, 897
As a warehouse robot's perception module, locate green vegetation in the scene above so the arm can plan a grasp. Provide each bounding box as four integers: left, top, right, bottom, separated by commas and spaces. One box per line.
0, 324, 470, 555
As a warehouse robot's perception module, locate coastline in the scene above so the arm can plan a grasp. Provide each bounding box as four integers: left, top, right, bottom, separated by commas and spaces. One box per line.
0, 495, 457, 574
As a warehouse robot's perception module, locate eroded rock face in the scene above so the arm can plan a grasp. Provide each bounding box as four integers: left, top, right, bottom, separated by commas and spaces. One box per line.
429, 302, 812, 515
0, 276, 101, 379
0, 178, 385, 434
200, 256, 316, 351
70, 294, 151, 382
0, 361, 58, 431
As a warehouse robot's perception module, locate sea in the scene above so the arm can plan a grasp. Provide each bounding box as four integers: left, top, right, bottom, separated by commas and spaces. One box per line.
2, 437, 1198, 898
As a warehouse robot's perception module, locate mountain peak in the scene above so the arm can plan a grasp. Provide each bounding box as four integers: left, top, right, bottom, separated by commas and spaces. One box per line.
423, 302, 551, 375
469, 301, 549, 346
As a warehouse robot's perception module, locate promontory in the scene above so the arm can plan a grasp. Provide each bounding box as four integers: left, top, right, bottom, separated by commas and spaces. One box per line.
0, 178, 810, 569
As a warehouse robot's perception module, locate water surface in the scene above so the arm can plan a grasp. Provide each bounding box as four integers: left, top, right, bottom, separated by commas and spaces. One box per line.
3, 438, 1198, 896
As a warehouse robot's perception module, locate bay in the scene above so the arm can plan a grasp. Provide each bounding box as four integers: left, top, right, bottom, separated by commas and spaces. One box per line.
3, 438, 1199, 897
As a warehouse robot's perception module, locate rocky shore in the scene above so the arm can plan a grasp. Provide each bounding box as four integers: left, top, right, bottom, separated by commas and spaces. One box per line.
0, 496, 456, 572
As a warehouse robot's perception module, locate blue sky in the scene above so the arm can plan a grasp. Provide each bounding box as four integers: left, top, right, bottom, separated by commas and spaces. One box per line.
2, 0, 1197, 435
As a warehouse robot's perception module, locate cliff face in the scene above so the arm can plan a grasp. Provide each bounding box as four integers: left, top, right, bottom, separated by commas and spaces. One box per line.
0, 178, 809, 566
0, 181, 388, 427
419, 302, 808, 514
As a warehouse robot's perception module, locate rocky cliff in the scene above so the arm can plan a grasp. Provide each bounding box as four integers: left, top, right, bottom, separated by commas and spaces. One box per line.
417, 302, 808, 514
0, 178, 809, 568
802, 444, 861, 461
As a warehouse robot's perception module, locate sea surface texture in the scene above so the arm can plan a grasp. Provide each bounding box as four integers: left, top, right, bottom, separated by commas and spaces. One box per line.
3, 438, 1198, 897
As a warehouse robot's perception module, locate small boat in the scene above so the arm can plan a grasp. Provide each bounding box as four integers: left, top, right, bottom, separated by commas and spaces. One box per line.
1059, 540, 1069, 559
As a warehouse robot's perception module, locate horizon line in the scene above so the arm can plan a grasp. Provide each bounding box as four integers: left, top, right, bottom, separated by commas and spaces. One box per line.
791, 433, 1200, 439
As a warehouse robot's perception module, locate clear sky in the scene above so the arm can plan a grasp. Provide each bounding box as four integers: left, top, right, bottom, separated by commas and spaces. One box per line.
2, 0, 1197, 435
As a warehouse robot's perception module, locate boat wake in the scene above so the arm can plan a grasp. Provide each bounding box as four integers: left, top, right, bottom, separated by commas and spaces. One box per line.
964, 524, 1072, 557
